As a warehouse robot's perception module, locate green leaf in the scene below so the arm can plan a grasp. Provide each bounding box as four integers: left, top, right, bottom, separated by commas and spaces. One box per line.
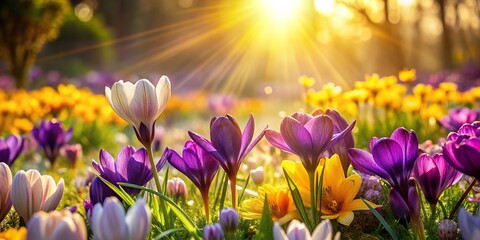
283, 168, 312, 230
238, 174, 250, 204
256, 195, 274, 240
362, 198, 398, 240
155, 228, 184, 239
92, 171, 135, 206
119, 182, 200, 238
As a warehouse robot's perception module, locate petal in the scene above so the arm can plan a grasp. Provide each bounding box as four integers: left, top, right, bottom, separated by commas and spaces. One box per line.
337, 174, 362, 204
125, 198, 151, 240
98, 150, 118, 182
155, 76, 171, 116
304, 115, 334, 159
280, 117, 314, 168
390, 128, 418, 172
273, 222, 288, 240
336, 211, 354, 226
239, 114, 254, 158
101, 198, 128, 240
348, 149, 392, 183
371, 139, 405, 188
311, 220, 333, 240
11, 170, 32, 221
188, 131, 226, 169
210, 116, 242, 163
265, 130, 293, 153
110, 81, 139, 128
342, 199, 376, 211
42, 178, 64, 212
130, 79, 159, 127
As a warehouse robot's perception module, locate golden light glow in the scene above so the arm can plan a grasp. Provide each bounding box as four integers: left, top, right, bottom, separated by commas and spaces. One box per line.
258, 0, 302, 23
315, 0, 335, 16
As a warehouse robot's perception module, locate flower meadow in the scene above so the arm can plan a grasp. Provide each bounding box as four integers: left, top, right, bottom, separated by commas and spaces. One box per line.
1, 70, 480, 240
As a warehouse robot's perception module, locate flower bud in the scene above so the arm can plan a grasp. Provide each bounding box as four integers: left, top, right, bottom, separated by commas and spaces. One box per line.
250, 167, 264, 186
167, 178, 188, 201
27, 210, 87, 240
438, 219, 457, 240
63, 144, 82, 167
203, 223, 224, 240
219, 208, 239, 234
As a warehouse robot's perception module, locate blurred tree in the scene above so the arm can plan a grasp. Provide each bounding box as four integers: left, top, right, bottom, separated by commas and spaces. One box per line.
0, 0, 70, 89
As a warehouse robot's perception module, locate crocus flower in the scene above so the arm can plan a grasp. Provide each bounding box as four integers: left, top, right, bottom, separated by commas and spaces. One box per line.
273, 219, 340, 240
265, 112, 355, 173
166, 177, 188, 201
312, 109, 355, 174
443, 122, 480, 180
91, 197, 150, 240
0, 227, 27, 239
439, 107, 479, 132
0, 162, 12, 223
105, 77, 171, 147
203, 223, 224, 240
282, 155, 378, 226
349, 128, 419, 220
219, 208, 240, 235
0, 135, 24, 166
189, 114, 265, 209
240, 184, 297, 224
90, 146, 166, 205
250, 166, 264, 185
10, 169, 64, 223
437, 219, 457, 240
63, 144, 82, 167
26, 210, 87, 240
458, 207, 480, 239
166, 140, 219, 222
32, 120, 72, 166
413, 153, 462, 207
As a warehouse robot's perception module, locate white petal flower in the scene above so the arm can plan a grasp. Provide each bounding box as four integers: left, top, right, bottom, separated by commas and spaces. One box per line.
27, 210, 87, 240
10, 169, 64, 223
105, 77, 171, 136
273, 220, 339, 240
0, 163, 12, 222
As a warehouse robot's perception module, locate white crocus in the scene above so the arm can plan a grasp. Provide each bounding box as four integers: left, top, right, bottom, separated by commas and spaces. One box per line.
105, 77, 171, 145
0, 162, 12, 223
27, 210, 87, 240
91, 197, 151, 240
273, 220, 340, 240
10, 169, 64, 223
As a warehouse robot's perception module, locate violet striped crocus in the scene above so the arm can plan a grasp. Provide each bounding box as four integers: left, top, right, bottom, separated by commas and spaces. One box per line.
166, 140, 219, 222
439, 107, 478, 132
0, 135, 24, 166
413, 153, 462, 211
90, 197, 151, 240
313, 109, 355, 175
458, 207, 480, 239
105, 77, 171, 147
348, 128, 420, 221
10, 170, 64, 224
265, 112, 355, 173
189, 114, 265, 209
90, 146, 166, 205
442, 121, 480, 180
32, 120, 72, 166
0, 163, 12, 223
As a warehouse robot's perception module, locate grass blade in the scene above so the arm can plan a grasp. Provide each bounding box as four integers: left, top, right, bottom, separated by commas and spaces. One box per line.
362, 198, 398, 240
283, 168, 312, 230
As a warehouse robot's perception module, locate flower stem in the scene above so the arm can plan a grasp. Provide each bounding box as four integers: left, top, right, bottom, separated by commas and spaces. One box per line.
147, 144, 163, 193
410, 213, 426, 240
202, 191, 210, 223
308, 171, 317, 226
230, 176, 237, 210
449, 179, 477, 220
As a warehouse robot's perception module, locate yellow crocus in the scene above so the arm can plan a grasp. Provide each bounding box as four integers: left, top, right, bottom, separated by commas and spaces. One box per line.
282, 155, 379, 226
299, 76, 315, 88
0, 227, 27, 240
239, 184, 297, 224
398, 69, 416, 83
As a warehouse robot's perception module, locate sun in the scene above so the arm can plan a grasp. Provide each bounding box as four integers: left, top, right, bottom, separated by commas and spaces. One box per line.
258, 0, 302, 23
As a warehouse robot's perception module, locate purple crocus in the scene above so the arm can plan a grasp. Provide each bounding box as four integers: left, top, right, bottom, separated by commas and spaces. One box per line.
313, 109, 355, 174
0, 135, 24, 166
442, 121, 480, 180
32, 120, 72, 166
439, 107, 479, 132
413, 153, 462, 208
265, 112, 355, 173
348, 128, 420, 220
188, 114, 265, 209
166, 140, 219, 222
89, 146, 166, 205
